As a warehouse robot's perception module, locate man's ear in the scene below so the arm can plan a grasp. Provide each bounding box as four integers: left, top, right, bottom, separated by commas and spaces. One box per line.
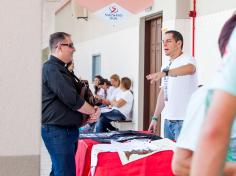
55, 44, 62, 53
177, 40, 182, 48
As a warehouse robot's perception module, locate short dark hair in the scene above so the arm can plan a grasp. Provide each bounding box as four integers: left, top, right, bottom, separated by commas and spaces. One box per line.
218, 13, 236, 57
165, 30, 184, 49
121, 77, 132, 90
95, 75, 103, 82
49, 32, 70, 51
99, 79, 111, 86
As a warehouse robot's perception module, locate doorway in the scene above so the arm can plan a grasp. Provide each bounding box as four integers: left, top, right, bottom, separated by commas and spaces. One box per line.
143, 16, 162, 135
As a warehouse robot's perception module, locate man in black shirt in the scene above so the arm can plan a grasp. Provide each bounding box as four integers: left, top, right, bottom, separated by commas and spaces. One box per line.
42, 32, 100, 176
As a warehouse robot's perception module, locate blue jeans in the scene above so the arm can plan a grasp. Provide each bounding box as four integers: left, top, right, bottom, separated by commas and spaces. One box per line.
95, 109, 126, 132
41, 125, 79, 176
164, 119, 183, 141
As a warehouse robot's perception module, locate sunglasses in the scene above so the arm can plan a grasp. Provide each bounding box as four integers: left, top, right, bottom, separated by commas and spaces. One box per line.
60, 43, 74, 49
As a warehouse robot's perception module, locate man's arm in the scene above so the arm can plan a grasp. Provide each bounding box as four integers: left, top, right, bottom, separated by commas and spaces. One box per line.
77, 101, 96, 114
146, 64, 195, 84
172, 147, 193, 176
148, 88, 165, 132
168, 64, 196, 77
172, 148, 236, 176
77, 103, 101, 123
111, 99, 126, 107
224, 162, 236, 176
191, 91, 236, 176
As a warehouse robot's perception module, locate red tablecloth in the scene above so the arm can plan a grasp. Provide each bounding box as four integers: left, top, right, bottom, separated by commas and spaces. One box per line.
75, 139, 174, 176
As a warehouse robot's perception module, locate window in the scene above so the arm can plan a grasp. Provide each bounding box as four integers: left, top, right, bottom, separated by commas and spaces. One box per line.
92, 54, 101, 81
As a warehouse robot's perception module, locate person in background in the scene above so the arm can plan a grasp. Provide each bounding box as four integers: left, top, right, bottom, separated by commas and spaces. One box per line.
94, 75, 105, 99
66, 61, 97, 133
191, 13, 236, 176
42, 32, 100, 176
110, 74, 120, 88
99, 78, 115, 105
146, 30, 198, 140
109, 74, 121, 103
95, 77, 134, 132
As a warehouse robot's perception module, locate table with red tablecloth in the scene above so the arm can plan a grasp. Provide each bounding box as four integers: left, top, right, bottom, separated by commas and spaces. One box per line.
75, 138, 174, 176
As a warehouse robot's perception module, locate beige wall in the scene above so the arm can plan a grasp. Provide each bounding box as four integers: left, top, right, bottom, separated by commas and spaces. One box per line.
42, 1, 62, 49
55, 1, 74, 36
0, 0, 41, 175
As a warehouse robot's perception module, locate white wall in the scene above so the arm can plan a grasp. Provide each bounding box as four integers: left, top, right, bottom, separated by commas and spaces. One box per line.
195, 9, 236, 85
197, 0, 236, 16
73, 27, 140, 128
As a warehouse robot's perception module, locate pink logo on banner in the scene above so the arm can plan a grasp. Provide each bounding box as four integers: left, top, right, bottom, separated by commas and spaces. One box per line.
76, 0, 153, 14
94, 3, 132, 25
110, 6, 118, 13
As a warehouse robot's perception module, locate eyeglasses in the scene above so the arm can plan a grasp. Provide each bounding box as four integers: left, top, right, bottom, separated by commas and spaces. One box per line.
60, 43, 75, 49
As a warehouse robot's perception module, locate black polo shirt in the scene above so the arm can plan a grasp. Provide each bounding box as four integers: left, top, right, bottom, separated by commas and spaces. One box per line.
42, 55, 85, 127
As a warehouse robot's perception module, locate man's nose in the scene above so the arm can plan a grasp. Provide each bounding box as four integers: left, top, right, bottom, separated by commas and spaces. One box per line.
162, 40, 167, 46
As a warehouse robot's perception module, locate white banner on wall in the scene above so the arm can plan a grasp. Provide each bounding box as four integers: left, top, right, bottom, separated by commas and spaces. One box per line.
94, 3, 132, 26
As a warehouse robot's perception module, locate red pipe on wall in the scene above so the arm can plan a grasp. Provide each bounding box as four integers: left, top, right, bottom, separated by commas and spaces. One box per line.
189, 0, 196, 57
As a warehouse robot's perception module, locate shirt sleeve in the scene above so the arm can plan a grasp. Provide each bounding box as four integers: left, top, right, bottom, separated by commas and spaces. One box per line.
44, 65, 85, 111
176, 87, 208, 151
120, 91, 133, 103
211, 51, 236, 96
182, 55, 196, 66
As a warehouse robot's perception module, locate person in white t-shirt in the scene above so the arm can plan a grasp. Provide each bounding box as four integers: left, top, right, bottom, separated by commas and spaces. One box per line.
98, 78, 115, 105
146, 30, 198, 140
110, 74, 120, 88
109, 74, 121, 102
95, 77, 134, 132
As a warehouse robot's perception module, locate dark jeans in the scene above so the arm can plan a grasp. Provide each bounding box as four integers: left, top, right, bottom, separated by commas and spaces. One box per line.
95, 109, 126, 132
41, 124, 79, 176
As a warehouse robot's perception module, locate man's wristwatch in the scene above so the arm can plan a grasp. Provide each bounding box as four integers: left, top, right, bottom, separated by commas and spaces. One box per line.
162, 68, 169, 76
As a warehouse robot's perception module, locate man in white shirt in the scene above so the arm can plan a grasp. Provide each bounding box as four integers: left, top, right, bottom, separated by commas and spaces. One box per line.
146, 30, 198, 140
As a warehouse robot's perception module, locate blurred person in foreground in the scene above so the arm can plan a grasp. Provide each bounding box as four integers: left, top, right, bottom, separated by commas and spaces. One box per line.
190, 13, 236, 176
